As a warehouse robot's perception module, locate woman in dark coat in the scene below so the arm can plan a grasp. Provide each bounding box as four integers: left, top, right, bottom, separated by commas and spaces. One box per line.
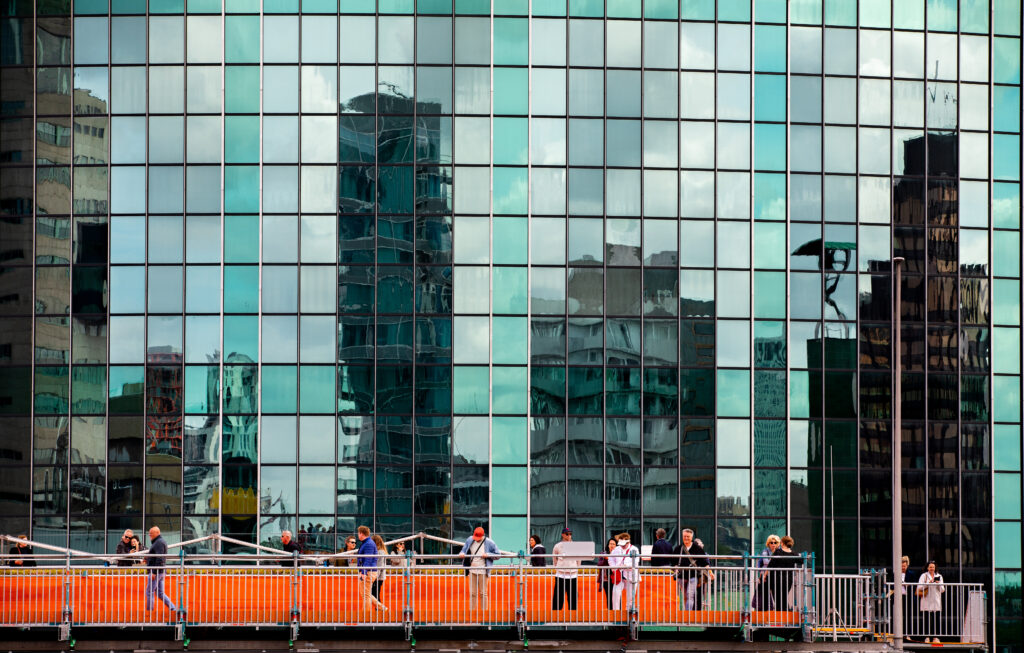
766, 535, 800, 610
528, 534, 547, 567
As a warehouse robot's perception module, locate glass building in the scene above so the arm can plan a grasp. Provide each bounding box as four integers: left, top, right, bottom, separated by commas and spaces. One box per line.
0, 0, 1021, 647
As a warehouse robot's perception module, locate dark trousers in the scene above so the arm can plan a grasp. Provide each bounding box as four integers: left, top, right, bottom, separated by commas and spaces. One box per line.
599, 578, 614, 609
371, 578, 384, 600
552, 576, 578, 610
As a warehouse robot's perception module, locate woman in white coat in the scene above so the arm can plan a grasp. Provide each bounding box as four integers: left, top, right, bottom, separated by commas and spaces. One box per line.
608, 532, 641, 611
916, 561, 944, 642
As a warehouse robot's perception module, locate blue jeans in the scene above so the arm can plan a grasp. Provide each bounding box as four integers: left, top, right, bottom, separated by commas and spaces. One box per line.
146, 570, 177, 611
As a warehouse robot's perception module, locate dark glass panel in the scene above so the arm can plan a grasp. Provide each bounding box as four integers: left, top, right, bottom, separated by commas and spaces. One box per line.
754, 370, 786, 418
414, 365, 450, 415
959, 278, 989, 325
415, 316, 451, 364
960, 374, 989, 422
530, 466, 565, 515
414, 416, 451, 465
567, 267, 603, 316
928, 229, 958, 278
338, 315, 374, 364
893, 177, 925, 226
566, 317, 602, 364
568, 466, 602, 516
377, 165, 414, 213
644, 368, 678, 416
376, 466, 412, 514
376, 316, 413, 363
858, 274, 892, 322
530, 366, 565, 416
605, 267, 642, 315
338, 115, 375, 164
606, 466, 641, 515
415, 265, 452, 314
222, 414, 256, 464
338, 364, 374, 414
928, 422, 958, 470
376, 265, 413, 313
859, 324, 890, 369
927, 326, 957, 371
531, 416, 565, 465
927, 276, 958, 322
606, 367, 640, 415
376, 364, 413, 414
643, 268, 678, 317
961, 521, 991, 570
859, 421, 891, 469
961, 423, 990, 471
680, 418, 713, 466
378, 115, 414, 164
414, 465, 450, 514
643, 417, 678, 467
928, 470, 959, 521
894, 227, 925, 275
415, 214, 452, 264
604, 317, 639, 365
860, 470, 892, 519
927, 374, 958, 421
679, 467, 714, 516
960, 327, 990, 373
338, 215, 375, 263
567, 367, 602, 416
338, 165, 375, 213
377, 214, 414, 264
680, 319, 715, 367
452, 465, 488, 514
531, 317, 565, 365
680, 368, 714, 416
338, 265, 375, 313
336, 465, 373, 515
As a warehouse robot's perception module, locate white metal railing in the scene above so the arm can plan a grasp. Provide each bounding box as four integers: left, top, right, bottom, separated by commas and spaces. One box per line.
881, 581, 988, 644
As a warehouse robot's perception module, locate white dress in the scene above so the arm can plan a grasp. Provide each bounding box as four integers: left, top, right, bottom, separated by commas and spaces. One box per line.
917, 571, 944, 612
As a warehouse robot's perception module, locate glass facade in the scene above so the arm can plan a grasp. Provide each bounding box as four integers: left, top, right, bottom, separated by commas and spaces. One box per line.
0, 0, 1021, 648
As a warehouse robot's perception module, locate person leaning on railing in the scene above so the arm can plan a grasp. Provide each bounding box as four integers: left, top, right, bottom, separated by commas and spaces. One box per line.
528, 534, 547, 567
279, 530, 301, 567
459, 527, 500, 611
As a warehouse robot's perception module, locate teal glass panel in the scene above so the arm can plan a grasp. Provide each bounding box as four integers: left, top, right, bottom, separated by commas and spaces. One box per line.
754, 25, 786, 72
303, 0, 338, 9
994, 135, 1021, 182
644, 368, 678, 416
682, 0, 715, 19
77, 0, 109, 13
608, 0, 641, 17
994, 329, 1022, 374
994, 87, 1021, 133
493, 217, 527, 265
994, 376, 1020, 423
188, 0, 222, 12
994, 522, 1022, 567
492, 416, 527, 464
994, 234, 1021, 277
994, 37, 1022, 84
679, 368, 714, 416
568, 367, 602, 415
790, 0, 822, 24
753, 320, 786, 368
109, 366, 144, 413
993, 279, 1021, 325
113, 0, 147, 12
493, 167, 528, 215
789, 371, 810, 418
184, 365, 217, 414
494, 18, 528, 65
151, 0, 185, 13
495, 0, 529, 14
717, 0, 750, 21
753, 271, 785, 319
995, 473, 1022, 519
225, 66, 260, 112
754, 74, 786, 122
418, 0, 452, 12
72, 366, 106, 414
994, 424, 1022, 471
824, 0, 856, 25
716, 271, 750, 318
926, 0, 957, 31
717, 369, 750, 417
491, 468, 527, 514
35, 367, 69, 414
530, 366, 565, 415
493, 118, 528, 165
993, 183, 1021, 229
493, 68, 528, 115
455, 0, 490, 14
605, 367, 640, 415
754, 124, 786, 171
644, 0, 678, 19
755, 0, 786, 22
532, 0, 566, 16
493, 366, 528, 414
859, 0, 890, 28
224, 215, 259, 262
994, 0, 1022, 36
569, 0, 602, 16
493, 267, 528, 314
300, 366, 336, 414
225, 116, 260, 164
960, 0, 989, 33
754, 222, 786, 269
379, 0, 413, 10
894, 0, 924, 29
492, 317, 527, 365
266, 0, 307, 9
226, 0, 261, 10
223, 266, 259, 312
454, 366, 489, 414
262, 366, 297, 413
339, 0, 375, 12
225, 168, 260, 214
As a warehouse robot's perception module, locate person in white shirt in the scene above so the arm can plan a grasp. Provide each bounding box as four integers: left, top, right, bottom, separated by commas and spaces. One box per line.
608, 532, 641, 611
916, 561, 944, 643
550, 527, 579, 610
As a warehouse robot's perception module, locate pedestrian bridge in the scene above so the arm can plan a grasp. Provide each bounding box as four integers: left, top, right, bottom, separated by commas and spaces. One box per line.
0, 533, 986, 649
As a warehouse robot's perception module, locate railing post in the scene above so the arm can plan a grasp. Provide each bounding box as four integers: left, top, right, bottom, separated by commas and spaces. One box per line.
402, 549, 413, 641
515, 550, 526, 641
742, 551, 752, 641
801, 552, 814, 642
175, 548, 186, 642
290, 551, 301, 643
59, 550, 72, 642
627, 549, 639, 640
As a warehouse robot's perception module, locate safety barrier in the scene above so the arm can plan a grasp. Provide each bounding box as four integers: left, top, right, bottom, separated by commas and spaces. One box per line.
882, 581, 988, 645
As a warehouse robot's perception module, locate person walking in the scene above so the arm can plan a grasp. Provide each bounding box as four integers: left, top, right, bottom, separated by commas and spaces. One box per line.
6, 535, 36, 567
608, 532, 641, 611
916, 561, 944, 643
551, 527, 579, 610
528, 534, 547, 567
596, 538, 617, 610
766, 535, 800, 611
752, 534, 779, 610
674, 528, 708, 610
650, 528, 673, 567
356, 526, 387, 613
370, 534, 389, 604
459, 527, 499, 611
145, 527, 178, 615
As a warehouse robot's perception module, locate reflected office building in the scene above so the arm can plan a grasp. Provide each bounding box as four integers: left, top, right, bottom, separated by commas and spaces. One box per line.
0, 1, 1021, 647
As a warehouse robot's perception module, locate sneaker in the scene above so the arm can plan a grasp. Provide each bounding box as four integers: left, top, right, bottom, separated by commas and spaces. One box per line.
382, 606, 389, 613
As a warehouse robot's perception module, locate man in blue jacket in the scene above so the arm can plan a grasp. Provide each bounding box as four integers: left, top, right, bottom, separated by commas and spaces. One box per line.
459, 527, 500, 611
145, 526, 178, 615
356, 525, 387, 612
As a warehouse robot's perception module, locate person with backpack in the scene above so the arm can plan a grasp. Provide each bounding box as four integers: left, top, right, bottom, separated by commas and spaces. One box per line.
459, 527, 500, 611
